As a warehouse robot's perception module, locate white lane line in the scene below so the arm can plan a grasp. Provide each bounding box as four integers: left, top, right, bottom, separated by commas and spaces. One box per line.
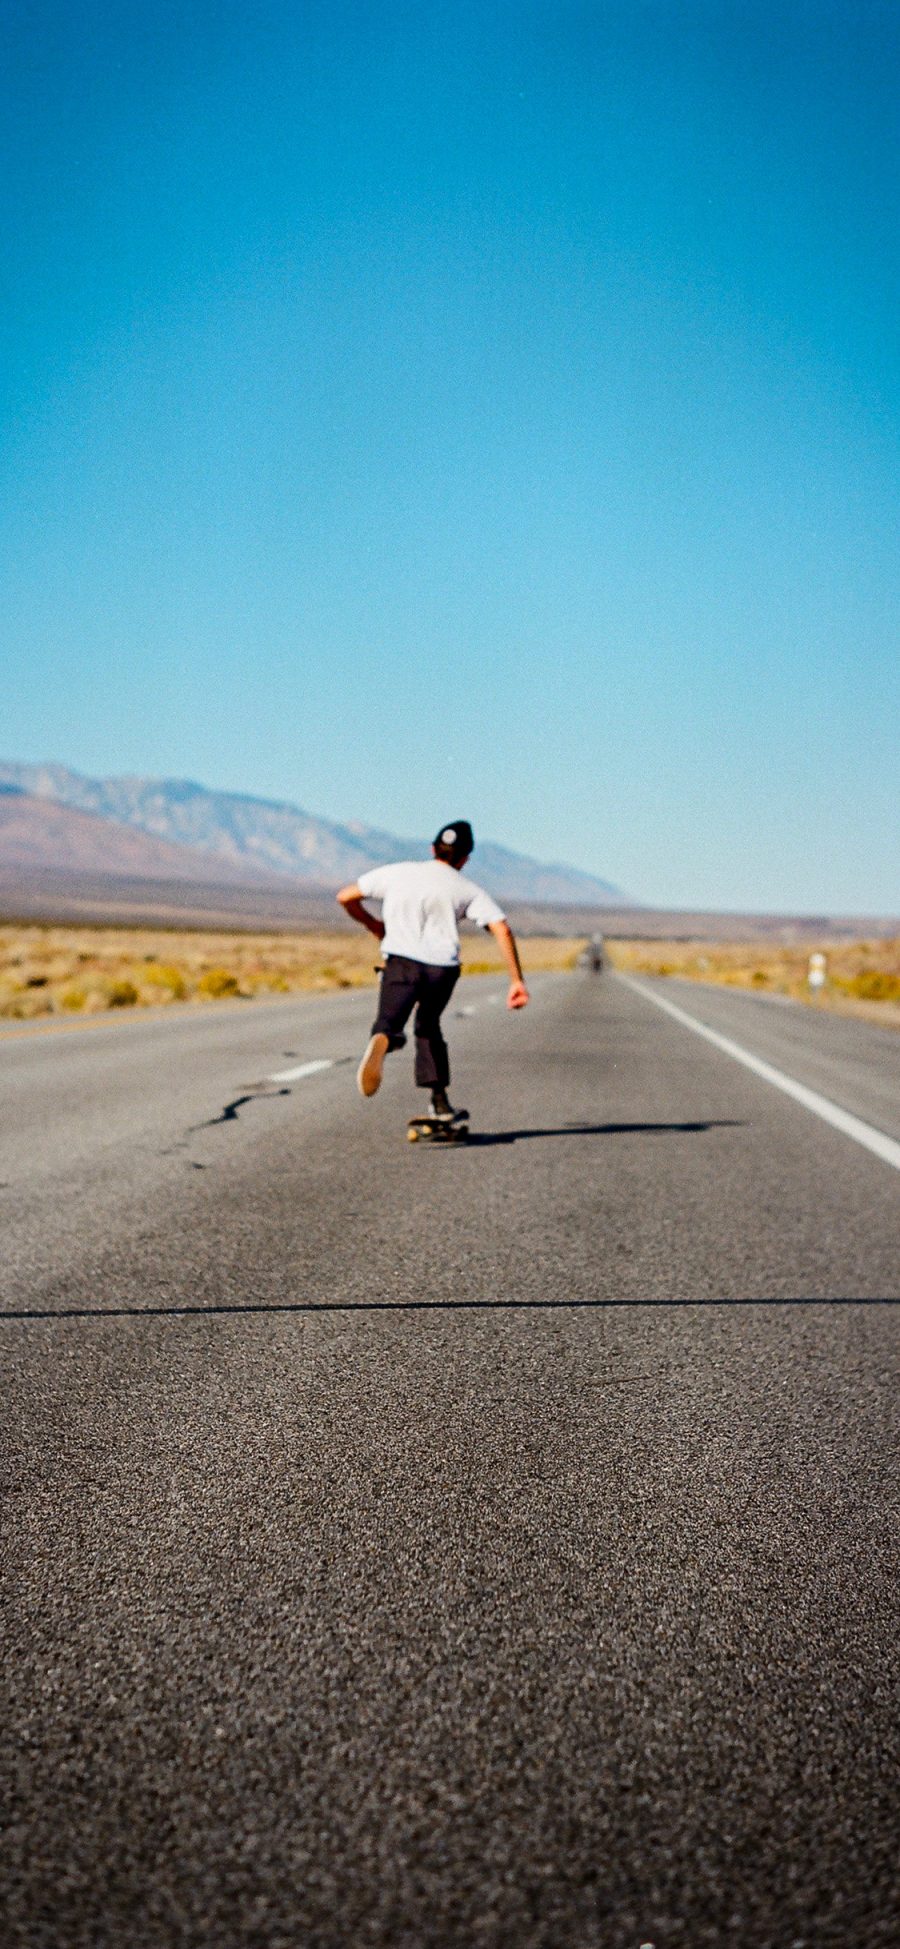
617, 974, 900, 1173
267, 1059, 334, 1083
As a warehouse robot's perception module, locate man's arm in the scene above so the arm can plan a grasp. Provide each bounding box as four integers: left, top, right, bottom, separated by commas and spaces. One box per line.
336, 883, 385, 941
487, 919, 529, 1009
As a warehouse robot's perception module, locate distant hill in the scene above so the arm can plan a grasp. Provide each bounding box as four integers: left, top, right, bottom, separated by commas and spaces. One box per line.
0, 763, 627, 906
0, 787, 291, 887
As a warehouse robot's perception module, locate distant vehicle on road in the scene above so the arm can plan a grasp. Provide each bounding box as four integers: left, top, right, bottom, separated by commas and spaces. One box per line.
579, 933, 605, 974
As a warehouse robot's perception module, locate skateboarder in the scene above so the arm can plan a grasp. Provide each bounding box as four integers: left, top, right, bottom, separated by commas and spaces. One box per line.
336, 820, 529, 1119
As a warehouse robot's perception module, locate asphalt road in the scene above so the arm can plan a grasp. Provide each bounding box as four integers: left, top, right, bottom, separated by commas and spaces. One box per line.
2, 971, 898, 1948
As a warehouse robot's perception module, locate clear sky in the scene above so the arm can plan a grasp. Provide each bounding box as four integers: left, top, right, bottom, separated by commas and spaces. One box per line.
2, 1, 897, 912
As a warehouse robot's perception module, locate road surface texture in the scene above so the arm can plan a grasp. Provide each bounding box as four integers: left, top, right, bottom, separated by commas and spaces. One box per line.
2, 971, 898, 1949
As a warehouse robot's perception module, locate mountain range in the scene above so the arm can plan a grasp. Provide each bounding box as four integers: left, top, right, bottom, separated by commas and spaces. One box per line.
0, 763, 626, 906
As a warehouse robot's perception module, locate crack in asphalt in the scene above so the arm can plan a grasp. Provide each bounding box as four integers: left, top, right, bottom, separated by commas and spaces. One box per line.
191, 1085, 291, 1131
156, 1057, 354, 1161
5, 1297, 897, 1322
158, 1083, 294, 1156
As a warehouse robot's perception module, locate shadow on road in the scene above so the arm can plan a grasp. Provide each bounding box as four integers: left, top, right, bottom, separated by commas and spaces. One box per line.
467, 1119, 745, 1145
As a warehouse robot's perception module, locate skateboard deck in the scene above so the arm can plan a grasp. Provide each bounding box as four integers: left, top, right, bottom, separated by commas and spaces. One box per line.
407, 1111, 469, 1144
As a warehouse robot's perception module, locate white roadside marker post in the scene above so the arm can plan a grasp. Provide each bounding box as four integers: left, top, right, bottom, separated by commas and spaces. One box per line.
808, 951, 827, 1000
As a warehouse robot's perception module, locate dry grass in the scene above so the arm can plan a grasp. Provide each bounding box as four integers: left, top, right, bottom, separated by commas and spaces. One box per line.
606, 937, 900, 1027
0, 925, 585, 1020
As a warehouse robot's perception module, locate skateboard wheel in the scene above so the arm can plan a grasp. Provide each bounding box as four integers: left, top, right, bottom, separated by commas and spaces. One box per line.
407, 1127, 419, 1141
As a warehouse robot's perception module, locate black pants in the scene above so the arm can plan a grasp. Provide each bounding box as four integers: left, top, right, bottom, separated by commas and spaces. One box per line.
371, 956, 460, 1090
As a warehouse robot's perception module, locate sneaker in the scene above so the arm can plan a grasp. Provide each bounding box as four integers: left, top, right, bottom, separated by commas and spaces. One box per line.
358, 1033, 389, 1098
429, 1090, 455, 1120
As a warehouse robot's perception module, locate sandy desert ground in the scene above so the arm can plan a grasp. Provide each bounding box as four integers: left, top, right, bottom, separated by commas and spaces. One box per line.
0, 925, 585, 1020
605, 936, 900, 1028
0, 923, 897, 1027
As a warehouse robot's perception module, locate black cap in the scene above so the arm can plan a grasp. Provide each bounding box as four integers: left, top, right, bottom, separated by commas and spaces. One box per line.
433, 820, 474, 862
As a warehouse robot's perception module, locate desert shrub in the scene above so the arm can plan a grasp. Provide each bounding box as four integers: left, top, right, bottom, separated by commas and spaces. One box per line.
60, 985, 87, 1011
108, 979, 139, 1007
1, 991, 52, 1018
142, 963, 187, 1000
836, 970, 900, 1003
198, 968, 240, 998
751, 969, 769, 985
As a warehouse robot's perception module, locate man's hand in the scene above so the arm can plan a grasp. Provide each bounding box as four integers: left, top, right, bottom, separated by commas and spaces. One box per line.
507, 980, 529, 1010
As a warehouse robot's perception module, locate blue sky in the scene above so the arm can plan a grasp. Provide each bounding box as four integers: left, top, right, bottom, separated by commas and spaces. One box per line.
2, 1, 897, 911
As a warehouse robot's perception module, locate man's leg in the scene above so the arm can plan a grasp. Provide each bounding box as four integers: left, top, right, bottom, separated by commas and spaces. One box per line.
358, 957, 419, 1098
413, 965, 460, 1098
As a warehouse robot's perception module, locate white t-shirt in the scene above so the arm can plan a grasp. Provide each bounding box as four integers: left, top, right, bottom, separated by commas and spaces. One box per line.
356, 859, 505, 967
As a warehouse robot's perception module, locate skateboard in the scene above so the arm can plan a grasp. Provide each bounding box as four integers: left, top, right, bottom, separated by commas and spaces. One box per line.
407, 1110, 469, 1144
